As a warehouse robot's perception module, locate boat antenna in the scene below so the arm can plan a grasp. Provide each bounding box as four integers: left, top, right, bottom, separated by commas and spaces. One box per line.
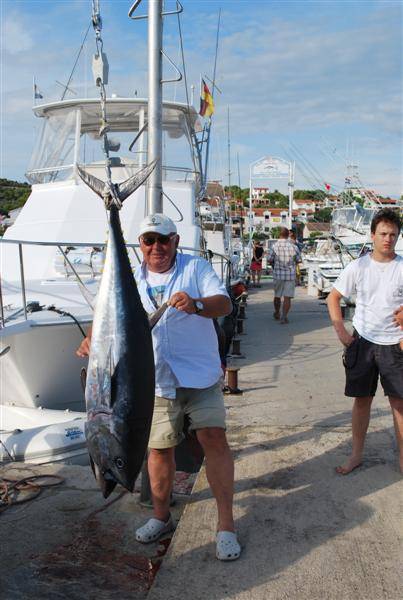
227, 106, 231, 188
203, 8, 221, 186
60, 23, 91, 100
176, 4, 203, 186
237, 152, 245, 240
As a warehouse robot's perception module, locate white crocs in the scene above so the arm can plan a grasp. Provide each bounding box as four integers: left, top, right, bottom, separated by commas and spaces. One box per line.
135, 516, 175, 544
216, 531, 241, 561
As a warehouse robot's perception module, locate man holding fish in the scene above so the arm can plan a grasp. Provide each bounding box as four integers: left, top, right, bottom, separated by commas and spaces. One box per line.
77, 212, 241, 561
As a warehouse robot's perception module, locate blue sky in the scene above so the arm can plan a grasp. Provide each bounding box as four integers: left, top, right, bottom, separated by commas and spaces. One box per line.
1, 0, 402, 197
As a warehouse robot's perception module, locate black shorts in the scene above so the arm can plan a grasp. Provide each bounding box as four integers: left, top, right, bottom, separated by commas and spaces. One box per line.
343, 332, 403, 399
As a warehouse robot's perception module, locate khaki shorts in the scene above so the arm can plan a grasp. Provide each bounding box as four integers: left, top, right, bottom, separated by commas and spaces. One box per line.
148, 381, 226, 449
274, 279, 295, 298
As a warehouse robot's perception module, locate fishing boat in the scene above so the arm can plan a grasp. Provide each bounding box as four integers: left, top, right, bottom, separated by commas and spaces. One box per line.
0, 0, 235, 466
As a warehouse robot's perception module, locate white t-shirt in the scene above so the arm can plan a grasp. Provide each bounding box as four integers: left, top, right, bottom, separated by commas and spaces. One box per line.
146, 266, 175, 308
333, 253, 403, 345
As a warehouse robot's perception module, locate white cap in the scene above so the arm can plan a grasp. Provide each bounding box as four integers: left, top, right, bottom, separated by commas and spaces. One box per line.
139, 213, 177, 237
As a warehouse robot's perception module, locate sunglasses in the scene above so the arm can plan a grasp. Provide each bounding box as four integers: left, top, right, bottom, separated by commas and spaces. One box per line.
141, 233, 176, 246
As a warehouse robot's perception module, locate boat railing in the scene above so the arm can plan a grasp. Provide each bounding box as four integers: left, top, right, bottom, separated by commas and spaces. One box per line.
26, 163, 199, 185
0, 238, 231, 328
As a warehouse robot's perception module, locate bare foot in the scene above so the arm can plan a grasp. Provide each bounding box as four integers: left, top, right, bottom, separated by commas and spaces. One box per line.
335, 458, 362, 475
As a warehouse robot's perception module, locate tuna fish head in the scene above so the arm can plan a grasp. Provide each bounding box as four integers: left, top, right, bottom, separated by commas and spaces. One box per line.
85, 415, 143, 498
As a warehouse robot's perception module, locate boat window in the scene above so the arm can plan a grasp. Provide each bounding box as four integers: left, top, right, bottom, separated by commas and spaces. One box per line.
26, 109, 77, 184
26, 102, 199, 185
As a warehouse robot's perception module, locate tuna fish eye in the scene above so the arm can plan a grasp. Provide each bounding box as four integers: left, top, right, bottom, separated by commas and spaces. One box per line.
115, 457, 125, 469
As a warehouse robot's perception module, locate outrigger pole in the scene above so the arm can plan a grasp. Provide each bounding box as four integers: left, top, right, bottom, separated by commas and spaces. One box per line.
203, 9, 221, 188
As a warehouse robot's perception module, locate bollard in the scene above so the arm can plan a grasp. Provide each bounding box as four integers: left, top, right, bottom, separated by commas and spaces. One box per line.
237, 318, 245, 335
225, 366, 243, 395
228, 337, 245, 359
240, 293, 248, 306
238, 304, 246, 319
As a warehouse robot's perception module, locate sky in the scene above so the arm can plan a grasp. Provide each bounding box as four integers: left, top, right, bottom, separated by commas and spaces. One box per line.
1, 0, 402, 198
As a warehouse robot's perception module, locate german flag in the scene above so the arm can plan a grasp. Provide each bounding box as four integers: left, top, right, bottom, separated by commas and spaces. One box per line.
199, 79, 214, 118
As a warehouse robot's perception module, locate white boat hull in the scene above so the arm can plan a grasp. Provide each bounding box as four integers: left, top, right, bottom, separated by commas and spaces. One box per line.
0, 319, 88, 412
0, 405, 88, 465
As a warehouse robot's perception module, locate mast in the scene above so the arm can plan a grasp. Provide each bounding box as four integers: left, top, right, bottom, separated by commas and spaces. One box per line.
203, 9, 221, 187
237, 152, 244, 240
227, 106, 231, 189
147, 0, 163, 215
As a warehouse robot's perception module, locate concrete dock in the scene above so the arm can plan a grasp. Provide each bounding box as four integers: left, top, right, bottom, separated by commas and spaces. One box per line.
1, 282, 402, 599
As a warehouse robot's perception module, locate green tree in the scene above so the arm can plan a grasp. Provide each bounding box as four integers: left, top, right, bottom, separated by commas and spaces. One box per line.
0, 178, 31, 214
263, 190, 288, 207
315, 207, 333, 222
270, 226, 283, 239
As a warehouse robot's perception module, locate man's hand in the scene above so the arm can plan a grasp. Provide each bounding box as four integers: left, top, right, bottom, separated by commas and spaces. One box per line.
168, 291, 196, 314
76, 336, 91, 357
393, 305, 403, 330
338, 329, 355, 348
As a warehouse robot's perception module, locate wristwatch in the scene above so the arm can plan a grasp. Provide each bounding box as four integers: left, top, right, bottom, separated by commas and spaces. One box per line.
194, 300, 204, 314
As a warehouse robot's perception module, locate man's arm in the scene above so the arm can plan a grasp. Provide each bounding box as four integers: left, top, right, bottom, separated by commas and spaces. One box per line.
168, 292, 232, 318
327, 288, 354, 347
76, 326, 92, 357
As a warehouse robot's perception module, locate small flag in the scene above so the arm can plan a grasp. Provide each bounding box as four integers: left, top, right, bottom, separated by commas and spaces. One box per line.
325, 183, 331, 191
34, 84, 43, 100
199, 79, 214, 118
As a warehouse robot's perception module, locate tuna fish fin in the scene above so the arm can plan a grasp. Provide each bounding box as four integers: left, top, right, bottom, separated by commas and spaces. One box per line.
149, 302, 169, 330
77, 165, 105, 198
117, 158, 159, 202
89, 456, 118, 499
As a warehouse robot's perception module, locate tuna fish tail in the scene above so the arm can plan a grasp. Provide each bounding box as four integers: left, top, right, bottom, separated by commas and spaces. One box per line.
76, 159, 158, 208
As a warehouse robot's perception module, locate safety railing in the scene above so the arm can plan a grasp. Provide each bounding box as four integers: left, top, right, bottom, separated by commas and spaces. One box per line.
0, 238, 232, 329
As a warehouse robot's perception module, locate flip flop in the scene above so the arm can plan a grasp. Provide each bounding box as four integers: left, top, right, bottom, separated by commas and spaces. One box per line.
216, 531, 241, 561
273, 312, 280, 320
135, 515, 175, 543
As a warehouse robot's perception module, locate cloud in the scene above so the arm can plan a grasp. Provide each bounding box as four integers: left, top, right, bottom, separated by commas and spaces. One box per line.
1, 13, 34, 54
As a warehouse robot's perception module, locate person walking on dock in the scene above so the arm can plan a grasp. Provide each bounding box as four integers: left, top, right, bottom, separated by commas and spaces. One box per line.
250, 240, 264, 287
327, 208, 403, 474
268, 227, 301, 324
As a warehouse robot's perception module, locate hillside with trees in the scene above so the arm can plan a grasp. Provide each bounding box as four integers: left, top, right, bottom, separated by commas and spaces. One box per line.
0, 178, 31, 217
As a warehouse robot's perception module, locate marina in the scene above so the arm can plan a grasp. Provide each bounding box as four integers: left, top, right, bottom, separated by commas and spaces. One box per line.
1, 1, 402, 598
1, 282, 402, 599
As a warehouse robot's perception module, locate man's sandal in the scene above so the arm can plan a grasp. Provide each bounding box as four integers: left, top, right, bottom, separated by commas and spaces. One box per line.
216, 531, 241, 561
135, 515, 175, 543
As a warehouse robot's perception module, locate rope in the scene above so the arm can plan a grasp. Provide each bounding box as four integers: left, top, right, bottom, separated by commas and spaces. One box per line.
0, 475, 64, 513
46, 305, 87, 338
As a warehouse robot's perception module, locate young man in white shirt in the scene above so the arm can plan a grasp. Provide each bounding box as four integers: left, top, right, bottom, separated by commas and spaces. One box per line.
328, 209, 403, 474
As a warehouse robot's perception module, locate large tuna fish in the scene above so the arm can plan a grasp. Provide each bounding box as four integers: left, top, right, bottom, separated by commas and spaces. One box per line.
78, 162, 157, 498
